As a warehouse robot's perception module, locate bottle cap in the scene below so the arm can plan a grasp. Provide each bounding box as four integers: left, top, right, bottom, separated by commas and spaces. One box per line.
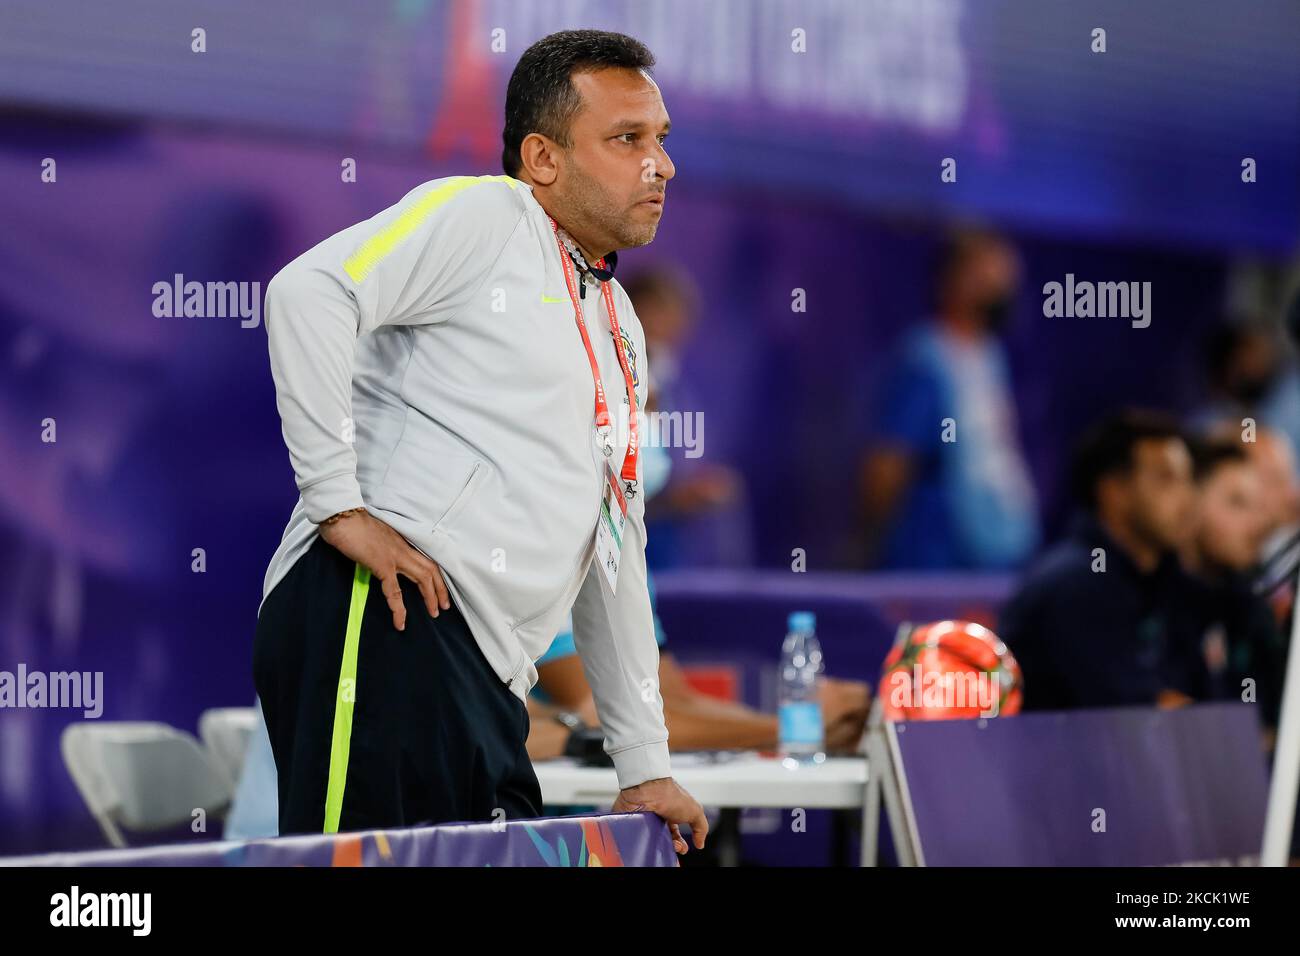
787, 611, 815, 633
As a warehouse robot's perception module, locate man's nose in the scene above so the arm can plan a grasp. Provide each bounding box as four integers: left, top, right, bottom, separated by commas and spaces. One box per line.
654, 145, 676, 182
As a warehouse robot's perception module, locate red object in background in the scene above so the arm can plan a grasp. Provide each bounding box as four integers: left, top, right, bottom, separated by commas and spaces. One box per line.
681, 665, 740, 703
426, 0, 499, 163
879, 620, 1023, 721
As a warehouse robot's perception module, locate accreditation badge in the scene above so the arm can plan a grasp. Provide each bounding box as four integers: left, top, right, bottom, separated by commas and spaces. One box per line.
594, 459, 628, 594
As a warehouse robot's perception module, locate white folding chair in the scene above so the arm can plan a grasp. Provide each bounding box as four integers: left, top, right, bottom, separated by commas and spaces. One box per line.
60, 721, 233, 848
198, 706, 257, 788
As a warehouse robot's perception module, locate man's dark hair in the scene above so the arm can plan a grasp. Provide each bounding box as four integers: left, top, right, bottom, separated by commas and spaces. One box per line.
1070, 410, 1186, 509
1189, 435, 1249, 482
502, 30, 655, 178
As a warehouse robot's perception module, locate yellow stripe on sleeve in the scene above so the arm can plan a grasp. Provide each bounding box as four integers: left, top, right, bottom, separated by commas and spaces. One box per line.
342, 174, 518, 284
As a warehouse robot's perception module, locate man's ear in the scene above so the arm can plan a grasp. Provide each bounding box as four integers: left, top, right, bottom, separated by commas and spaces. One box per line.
519, 132, 559, 186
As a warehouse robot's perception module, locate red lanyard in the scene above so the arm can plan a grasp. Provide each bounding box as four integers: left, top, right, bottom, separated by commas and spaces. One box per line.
550, 218, 639, 494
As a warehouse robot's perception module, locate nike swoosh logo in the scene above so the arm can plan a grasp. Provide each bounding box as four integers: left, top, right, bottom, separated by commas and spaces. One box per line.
540, 294, 565, 303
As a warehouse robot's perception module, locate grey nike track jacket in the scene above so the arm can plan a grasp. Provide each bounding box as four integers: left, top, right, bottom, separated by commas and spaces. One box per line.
259, 174, 670, 789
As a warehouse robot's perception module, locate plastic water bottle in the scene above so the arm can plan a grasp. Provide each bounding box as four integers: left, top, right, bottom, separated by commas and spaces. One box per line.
779, 611, 825, 765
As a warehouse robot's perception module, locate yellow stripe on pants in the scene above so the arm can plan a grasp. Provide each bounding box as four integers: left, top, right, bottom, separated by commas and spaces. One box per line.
323, 562, 371, 833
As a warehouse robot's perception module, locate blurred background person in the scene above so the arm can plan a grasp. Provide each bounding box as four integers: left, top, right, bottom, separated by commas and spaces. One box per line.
1190, 321, 1285, 435
1180, 437, 1286, 733
999, 411, 1203, 710
1190, 413, 1300, 658
1244, 427, 1300, 563
621, 266, 752, 569
857, 228, 1039, 570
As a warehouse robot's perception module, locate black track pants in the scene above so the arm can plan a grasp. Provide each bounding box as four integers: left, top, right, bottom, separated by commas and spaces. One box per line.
253, 536, 542, 835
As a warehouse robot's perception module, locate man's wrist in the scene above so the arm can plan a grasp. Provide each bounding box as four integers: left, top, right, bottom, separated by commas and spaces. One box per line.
320, 506, 367, 526
610, 738, 672, 790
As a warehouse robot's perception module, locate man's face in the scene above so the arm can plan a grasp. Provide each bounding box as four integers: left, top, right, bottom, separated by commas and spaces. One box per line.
1195, 460, 1266, 571
636, 295, 690, 350
1121, 438, 1197, 552
1246, 431, 1300, 534
555, 67, 674, 252
948, 240, 1022, 332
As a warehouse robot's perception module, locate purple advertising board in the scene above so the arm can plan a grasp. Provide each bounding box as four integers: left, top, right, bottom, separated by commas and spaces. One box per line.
891, 702, 1270, 866
3, 811, 679, 868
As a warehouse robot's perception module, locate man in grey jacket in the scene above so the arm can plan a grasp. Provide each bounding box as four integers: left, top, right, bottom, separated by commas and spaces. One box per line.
253, 29, 707, 855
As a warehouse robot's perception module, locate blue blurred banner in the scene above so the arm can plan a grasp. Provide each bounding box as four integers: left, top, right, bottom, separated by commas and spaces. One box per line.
2, 0, 1297, 249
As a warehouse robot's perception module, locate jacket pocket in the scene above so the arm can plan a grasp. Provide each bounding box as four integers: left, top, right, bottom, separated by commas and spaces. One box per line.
431, 460, 486, 535
370, 452, 486, 535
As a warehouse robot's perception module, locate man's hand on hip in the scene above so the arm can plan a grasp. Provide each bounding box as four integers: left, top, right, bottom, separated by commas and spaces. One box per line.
612, 777, 708, 855
318, 510, 451, 631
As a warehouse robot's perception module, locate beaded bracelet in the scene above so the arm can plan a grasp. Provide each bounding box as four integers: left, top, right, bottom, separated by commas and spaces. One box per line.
319, 506, 367, 526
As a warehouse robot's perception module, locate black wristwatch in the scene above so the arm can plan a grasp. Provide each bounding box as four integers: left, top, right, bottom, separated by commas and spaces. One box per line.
553, 712, 614, 767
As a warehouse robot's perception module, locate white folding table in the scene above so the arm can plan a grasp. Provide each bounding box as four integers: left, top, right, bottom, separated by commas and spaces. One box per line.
534, 752, 870, 866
